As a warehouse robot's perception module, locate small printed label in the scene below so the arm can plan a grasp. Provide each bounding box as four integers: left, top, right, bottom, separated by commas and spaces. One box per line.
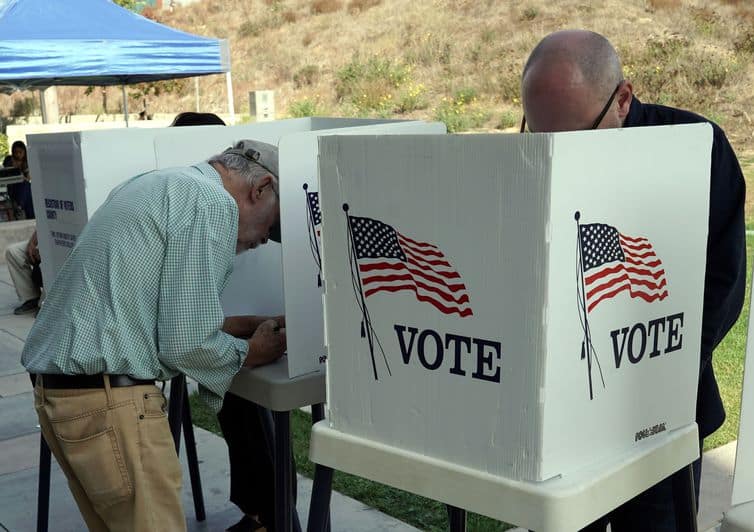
635, 422, 667, 442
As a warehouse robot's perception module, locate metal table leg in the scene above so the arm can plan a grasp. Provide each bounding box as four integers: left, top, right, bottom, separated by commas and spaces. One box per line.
273, 410, 294, 532
308, 404, 331, 532
182, 390, 205, 521
672, 463, 698, 532
36, 435, 51, 532
307, 464, 334, 532
447, 505, 467, 532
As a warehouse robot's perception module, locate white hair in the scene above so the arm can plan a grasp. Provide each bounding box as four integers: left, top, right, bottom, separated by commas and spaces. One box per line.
207, 152, 279, 193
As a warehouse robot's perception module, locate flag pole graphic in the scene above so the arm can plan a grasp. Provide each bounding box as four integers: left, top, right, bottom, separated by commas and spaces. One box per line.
303, 183, 322, 287
343, 203, 379, 380
575, 211, 595, 400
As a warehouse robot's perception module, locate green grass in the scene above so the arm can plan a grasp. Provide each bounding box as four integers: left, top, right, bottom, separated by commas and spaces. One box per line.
189, 395, 513, 531
703, 234, 753, 450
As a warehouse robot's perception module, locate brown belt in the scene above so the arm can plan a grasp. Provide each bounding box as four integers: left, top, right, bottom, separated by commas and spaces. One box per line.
39, 374, 156, 389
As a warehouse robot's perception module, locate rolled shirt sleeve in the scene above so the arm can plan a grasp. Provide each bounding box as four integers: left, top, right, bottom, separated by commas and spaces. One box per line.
157, 200, 248, 412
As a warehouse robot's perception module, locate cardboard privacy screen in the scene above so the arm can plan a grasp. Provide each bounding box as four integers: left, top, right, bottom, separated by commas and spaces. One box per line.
28, 118, 445, 380
318, 124, 712, 481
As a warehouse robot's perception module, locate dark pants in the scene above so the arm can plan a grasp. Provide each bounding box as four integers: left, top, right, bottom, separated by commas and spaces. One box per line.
217, 392, 296, 531
579, 437, 703, 532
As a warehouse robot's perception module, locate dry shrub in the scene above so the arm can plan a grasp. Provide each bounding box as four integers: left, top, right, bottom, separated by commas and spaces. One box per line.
647, 0, 681, 10
311, 0, 342, 14
293, 65, 320, 87
282, 10, 298, 23
347, 0, 382, 14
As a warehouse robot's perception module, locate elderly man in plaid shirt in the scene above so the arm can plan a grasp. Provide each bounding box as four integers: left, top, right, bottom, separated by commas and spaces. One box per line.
22, 140, 286, 532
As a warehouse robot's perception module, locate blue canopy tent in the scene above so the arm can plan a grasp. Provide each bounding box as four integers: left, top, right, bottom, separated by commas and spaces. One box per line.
0, 0, 234, 123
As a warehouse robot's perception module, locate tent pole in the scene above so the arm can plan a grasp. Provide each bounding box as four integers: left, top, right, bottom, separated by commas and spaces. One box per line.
195, 77, 200, 112
122, 85, 129, 127
225, 72, 235, 125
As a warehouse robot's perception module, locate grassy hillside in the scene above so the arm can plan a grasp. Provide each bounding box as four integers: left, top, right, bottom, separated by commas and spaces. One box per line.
5, 1, 753, 145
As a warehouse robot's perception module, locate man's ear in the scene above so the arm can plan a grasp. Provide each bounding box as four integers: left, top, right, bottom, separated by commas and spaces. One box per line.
617, 80, 633, 121
250, 175, 273, 203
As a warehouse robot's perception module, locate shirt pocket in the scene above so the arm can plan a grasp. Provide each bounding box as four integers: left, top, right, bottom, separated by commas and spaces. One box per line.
56, 426, 133, 510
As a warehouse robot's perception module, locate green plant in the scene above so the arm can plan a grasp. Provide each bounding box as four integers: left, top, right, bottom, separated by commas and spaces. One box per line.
335, 56, 411, 115
397, 83, 428, 113
453, 87, 477, 105
0, 133, 8, 158
434, 94, 490, 133
289, 97, 323, 117
497, 109, 518, 130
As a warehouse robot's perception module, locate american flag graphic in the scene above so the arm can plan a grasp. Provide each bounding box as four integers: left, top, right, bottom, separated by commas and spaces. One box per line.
579, 223, 668, 313
349, 216, 473, 317
307, 191, 321, 235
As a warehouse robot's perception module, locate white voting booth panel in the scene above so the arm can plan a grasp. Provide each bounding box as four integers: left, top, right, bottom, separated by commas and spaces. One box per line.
317, 124, 712, 482
27, 118, 444, 380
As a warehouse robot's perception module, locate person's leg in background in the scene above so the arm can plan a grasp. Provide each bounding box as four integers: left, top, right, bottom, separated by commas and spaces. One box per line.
5, 240, 39, 314
218, 392, 277, 531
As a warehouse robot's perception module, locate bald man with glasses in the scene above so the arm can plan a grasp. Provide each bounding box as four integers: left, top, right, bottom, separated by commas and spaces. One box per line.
521, 30, 746, 532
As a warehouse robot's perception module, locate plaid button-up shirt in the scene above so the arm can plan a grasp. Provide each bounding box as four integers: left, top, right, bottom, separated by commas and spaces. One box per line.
22, 162, 248, 411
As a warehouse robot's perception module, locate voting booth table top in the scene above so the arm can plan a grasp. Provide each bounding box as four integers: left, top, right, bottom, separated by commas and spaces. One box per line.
308, 124, 712, 531
26, 117, 445, 532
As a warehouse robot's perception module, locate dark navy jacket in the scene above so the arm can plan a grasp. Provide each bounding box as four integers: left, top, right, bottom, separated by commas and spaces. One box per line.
624, 97, 746, 438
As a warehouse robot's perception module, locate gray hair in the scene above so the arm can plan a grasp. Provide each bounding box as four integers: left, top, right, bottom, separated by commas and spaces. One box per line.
522, 30, 623, 97
207, 152, 279, 193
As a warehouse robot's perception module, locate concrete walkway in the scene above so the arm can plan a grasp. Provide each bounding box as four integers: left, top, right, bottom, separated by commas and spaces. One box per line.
0, 260, 738, 531
0, 267, 416, 532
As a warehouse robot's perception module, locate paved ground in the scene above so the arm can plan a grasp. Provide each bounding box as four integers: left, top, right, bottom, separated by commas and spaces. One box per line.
0, 263, 738, 531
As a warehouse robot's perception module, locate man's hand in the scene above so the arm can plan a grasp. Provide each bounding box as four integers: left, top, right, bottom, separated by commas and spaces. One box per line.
244, 319, 286, 368
224, 314, 286, 338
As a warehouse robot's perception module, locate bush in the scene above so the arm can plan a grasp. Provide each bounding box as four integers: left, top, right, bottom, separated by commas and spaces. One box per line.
294, 65, 320, 88
289, 97, 323, 118
434, 94, 490, 133
497, 109, 519, 130
335, 56, 411, 115
311, 0, 342, 14
397, 83, 428, 113
347, 0, 381, 14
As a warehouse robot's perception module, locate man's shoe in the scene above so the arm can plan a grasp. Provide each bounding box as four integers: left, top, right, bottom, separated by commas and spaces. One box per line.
13, 298, 38, 315
226, 515, 264, 532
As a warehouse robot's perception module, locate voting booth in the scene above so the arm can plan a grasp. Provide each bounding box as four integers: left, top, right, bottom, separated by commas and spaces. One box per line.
27, 118, 445, 379
315, 124, 712, 486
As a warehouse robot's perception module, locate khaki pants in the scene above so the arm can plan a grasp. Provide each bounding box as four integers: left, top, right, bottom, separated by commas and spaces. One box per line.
34, 376, 186, 532
5, 240, 40, 303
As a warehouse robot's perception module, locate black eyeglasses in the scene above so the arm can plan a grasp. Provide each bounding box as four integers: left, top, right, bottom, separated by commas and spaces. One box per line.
520, 81, 624, 133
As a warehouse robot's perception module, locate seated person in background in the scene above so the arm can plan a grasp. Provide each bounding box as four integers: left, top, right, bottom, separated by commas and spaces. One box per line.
5, 229, 41, 315
171, 111, 283, 532
5, 140, 34, 219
